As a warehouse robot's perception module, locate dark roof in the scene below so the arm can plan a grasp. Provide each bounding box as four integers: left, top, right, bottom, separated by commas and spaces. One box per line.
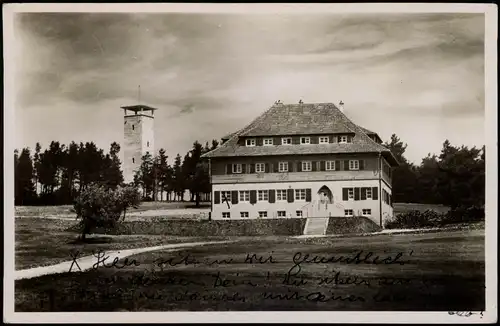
121, 104, 158, 112
358, 126, 376, 135
203, 102, 398, 166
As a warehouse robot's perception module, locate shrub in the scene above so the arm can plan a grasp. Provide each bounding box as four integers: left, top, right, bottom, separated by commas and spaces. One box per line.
441, 206, 485, 225
73, 183, 140, 240
384, 210, 442, 229
384, 207, 485, 229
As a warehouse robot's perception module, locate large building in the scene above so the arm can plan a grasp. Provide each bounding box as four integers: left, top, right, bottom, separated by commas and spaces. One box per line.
202, 102, 399, 232
122, 104, 157, 184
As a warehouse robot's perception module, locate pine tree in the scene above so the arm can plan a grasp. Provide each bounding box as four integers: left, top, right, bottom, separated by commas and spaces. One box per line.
15, 148, 36, 205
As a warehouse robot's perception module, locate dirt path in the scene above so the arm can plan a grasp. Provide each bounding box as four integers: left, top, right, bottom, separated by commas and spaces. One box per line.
15, 240, 235, 281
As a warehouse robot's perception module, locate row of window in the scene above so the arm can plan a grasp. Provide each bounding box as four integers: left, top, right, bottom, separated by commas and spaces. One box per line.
228, 159, 364, 174
215, 187, 379, 205
221, 209, 372, 219
217, 189, 310, 204
244, 135, 353, 147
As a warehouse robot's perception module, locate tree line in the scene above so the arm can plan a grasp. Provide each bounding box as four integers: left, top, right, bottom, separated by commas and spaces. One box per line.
384, 135, 485, 210
14, 139, 219, 206
14, 134, 484, 210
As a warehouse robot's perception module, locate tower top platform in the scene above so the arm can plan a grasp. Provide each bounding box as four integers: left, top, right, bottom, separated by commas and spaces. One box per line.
121, 105, 158, 113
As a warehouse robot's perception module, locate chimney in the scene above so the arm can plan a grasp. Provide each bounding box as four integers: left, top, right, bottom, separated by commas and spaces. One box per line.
338, 101, 344, 112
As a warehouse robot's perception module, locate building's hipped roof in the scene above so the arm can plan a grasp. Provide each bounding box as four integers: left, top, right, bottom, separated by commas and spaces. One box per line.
203, 102, 399, 166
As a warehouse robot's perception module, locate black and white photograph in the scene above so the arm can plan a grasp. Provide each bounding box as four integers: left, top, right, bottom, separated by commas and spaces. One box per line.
3, 3, 497, 323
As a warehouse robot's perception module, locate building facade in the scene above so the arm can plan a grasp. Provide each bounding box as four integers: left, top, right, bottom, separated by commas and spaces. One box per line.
202, 102, 399, 228
122, 105, 157, 184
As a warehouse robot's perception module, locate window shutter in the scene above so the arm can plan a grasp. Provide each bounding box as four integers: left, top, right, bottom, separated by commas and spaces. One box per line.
354, 187, 360, 201
297, 162, 302, 172
332, 136, 338, 143
348, 135, 353, 143
306, 189, 312, 202
256, 138, 263, 146
344, 160, 350, 171
360, 187, 367, 200
311, 136, 318, 144
335, 160, 341, 171
227, 164, 232, 174
250, 164, 255, 173
269, 189, 275, 203
320, 161, 326, 171
342, 188, 348, 201
390, 194, 393, 207
242, 164, 247, 174
359, 160, 365, 170
288, 161, 294, 172
273, 163, 279, 173
287, 189, 294, 203
214, 191, 220, 204
312, 161, 317, 171
265, 163, 270, 173
293, 136, 300, 145
372, 187, 378, 200
274, 137, 281, 145
250, 190, 257, 204
231, 191, 238, 204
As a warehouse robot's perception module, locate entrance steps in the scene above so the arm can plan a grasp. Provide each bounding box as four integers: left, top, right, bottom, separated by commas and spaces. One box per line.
303, 217, 330, 235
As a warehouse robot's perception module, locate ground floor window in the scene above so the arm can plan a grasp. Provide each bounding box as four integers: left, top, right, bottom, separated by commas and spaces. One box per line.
276, 189, 287, 201
258, 190, 269, 201
259, 211, 267, 218
239, 190, 250, 202
222, 212, 231, 219
362, 209, 371, 216
277, 211, 286, 217
295, 189, 306, 201
221, 191, 231, 203
240, 212, 249, 218
296, 210, 303, 217
344, 209, 353, 217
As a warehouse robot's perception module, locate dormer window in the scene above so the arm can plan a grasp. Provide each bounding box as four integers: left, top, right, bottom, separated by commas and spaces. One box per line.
339, 135, 349, 143
281, 137, 292, 145
319, 136, 329, 144
246, 138, 256, 147
300, 137, 311, 145
263, 138, 273, 146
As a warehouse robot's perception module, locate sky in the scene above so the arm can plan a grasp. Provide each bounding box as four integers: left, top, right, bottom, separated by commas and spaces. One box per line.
13, 12, 485, 164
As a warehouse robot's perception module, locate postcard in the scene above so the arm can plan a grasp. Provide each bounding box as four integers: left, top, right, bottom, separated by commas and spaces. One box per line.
3, 3, 497, 324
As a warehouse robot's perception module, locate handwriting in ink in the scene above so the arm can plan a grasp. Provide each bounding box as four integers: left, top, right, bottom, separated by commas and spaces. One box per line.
282, 264, 308, 286
212, 271, 258, 288
448, 311, 484, 318
92, 250, 141, 270
318, 271, 371, 287
289, 250, 410, 274
244, 253, 277, 264
153, 253, 200, 269
262, 290, 365, 303
68, 250, 82, 272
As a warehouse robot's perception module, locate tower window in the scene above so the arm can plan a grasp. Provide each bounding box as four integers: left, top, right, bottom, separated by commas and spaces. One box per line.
147, 141, 150, 147
132, 158, 135, 163
132, 125, 135, 130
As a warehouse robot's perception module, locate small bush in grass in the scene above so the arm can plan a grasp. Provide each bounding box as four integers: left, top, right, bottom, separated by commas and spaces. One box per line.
384, 210, 441, 229
73, 183, 140, 241
384, 207, 485, 229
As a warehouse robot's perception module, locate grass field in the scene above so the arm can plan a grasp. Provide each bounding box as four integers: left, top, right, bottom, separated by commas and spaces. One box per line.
15, 228, 484, 311
15, 217, 226, 270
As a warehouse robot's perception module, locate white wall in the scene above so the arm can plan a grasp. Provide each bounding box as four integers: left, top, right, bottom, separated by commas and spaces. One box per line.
212, 180, 385, 225
123, 114, 154, 184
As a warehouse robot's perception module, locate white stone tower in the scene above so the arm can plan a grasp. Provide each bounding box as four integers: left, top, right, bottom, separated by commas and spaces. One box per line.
121, 104, 157, 184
